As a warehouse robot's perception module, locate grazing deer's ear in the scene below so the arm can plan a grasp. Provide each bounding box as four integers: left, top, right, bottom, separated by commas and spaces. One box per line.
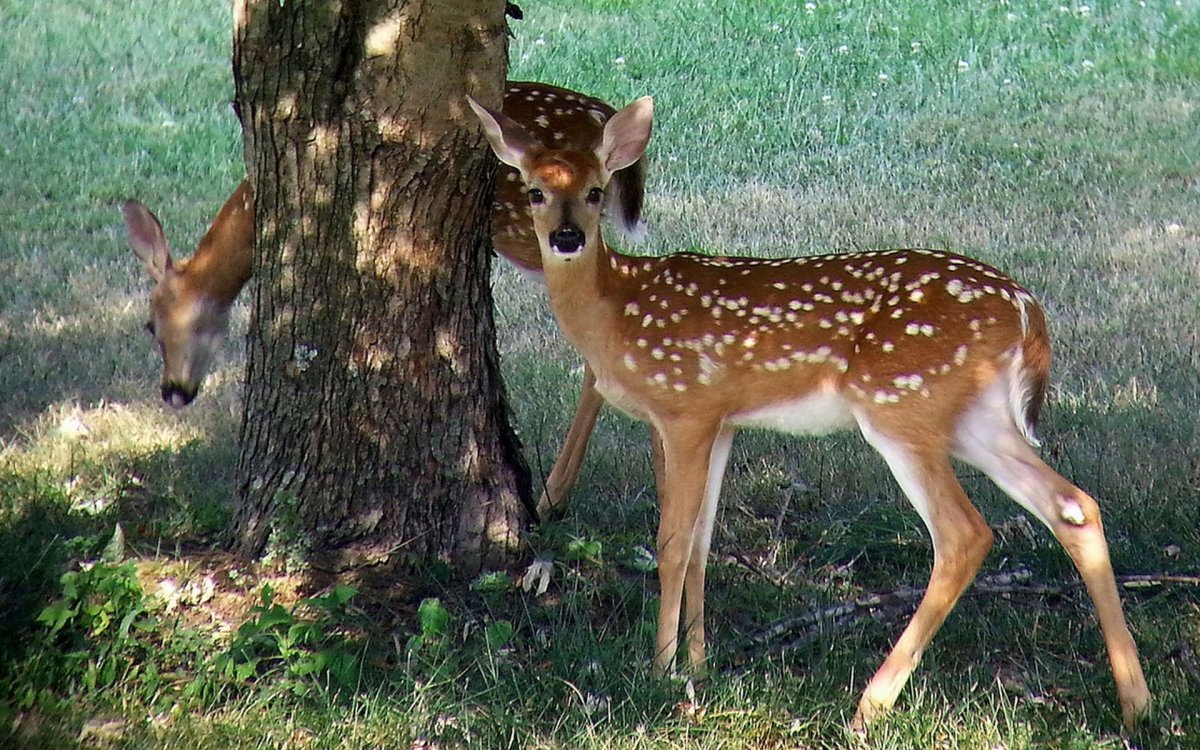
467, 96, 542, 169
121, 200, 173, 281
598, 96, 653, 174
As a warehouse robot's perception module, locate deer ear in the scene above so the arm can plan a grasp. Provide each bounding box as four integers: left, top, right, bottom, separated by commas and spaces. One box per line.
598, 96, 653, 174
467, 96, 541, 169
121, 200, 173, 282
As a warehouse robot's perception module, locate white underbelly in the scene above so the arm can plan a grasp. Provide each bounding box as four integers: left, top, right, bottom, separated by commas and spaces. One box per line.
731, 390, 856, 436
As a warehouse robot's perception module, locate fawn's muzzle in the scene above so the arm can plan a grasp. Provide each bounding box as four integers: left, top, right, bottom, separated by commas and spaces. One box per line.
549, 225, 585, 255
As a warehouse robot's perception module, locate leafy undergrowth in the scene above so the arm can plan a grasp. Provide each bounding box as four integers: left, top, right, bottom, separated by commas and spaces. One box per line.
1, 477, 1198, 750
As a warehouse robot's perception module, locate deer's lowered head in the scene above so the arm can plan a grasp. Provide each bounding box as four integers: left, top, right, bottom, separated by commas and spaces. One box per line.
121, 181, 253, 408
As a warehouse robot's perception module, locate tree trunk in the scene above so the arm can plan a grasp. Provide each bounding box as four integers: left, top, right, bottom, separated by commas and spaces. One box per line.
230, 0, 531, 575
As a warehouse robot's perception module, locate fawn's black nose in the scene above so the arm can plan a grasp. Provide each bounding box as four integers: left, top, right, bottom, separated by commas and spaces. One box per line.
549, 225, 585, 255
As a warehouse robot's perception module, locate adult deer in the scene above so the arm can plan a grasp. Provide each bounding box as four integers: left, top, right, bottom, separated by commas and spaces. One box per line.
467, 94, 1150, 729
121, 81, 646, 514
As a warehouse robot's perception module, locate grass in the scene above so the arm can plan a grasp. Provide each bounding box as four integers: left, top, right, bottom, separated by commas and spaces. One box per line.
2, 0, 1199, 747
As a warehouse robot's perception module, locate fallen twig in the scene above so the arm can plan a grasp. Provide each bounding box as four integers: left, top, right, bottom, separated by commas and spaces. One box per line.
727, 569, 1200, 669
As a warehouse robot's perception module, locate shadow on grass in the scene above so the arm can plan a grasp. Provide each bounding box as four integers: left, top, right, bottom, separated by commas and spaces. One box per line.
0, 435, 237, 650
0, 473, 88, 663
0, 300, 153, 438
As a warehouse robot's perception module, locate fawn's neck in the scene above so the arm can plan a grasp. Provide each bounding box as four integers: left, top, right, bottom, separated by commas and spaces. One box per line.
541, 239, 632, 366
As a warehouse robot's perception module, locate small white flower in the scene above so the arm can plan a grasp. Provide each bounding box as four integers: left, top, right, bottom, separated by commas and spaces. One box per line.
1081, 59, 1095, 68
1003, 77, 1013, 84
72, 495, 112, 515
1165, 222, 1185, 235
1077, 4, 1091, 16
58, 413, 90, 440
794, 45, 807, 56
583, 693, 611, 715
877, 72, 889, 82
805, 2, 816, 13
184, 576, 217, 607
614, 55, 626, 65
1006, 11, 1018, 21
159, 579, 180, 609
821, 94, 833, 103
957, 59, 970, 71
534, 36, 546, 45
521, 558, 554, 595
837, 44, 849, 54
910, 41, 922, 53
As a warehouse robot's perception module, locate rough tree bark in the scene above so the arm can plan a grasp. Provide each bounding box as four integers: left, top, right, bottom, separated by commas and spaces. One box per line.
230, 0, 531, 574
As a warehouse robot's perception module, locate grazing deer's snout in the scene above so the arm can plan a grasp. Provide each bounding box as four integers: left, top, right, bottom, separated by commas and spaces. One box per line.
550, 225, 585, 255
162, 382, 198, 409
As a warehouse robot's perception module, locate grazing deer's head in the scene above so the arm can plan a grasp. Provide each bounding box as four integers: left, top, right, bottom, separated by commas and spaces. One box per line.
121, 182, 253, 408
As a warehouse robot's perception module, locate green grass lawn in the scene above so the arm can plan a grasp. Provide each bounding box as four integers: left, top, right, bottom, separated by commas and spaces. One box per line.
2, 0, 1198, 748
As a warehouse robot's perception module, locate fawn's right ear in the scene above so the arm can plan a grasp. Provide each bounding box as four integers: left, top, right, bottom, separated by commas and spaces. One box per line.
467, 96, 542, 170
121, 200, 173, 282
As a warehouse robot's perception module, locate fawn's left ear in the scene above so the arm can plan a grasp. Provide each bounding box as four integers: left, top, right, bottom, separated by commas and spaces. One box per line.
597, 96, 653, 175
467, 96, 542, 169
122, 200, 174, 282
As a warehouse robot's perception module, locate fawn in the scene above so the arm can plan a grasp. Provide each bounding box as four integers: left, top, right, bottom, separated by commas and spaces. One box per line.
468, 94, 1150, 729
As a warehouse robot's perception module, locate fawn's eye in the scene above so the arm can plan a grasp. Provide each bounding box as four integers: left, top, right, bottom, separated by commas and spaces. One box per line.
527, 188, 545, 205
586, 187, 604, 205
